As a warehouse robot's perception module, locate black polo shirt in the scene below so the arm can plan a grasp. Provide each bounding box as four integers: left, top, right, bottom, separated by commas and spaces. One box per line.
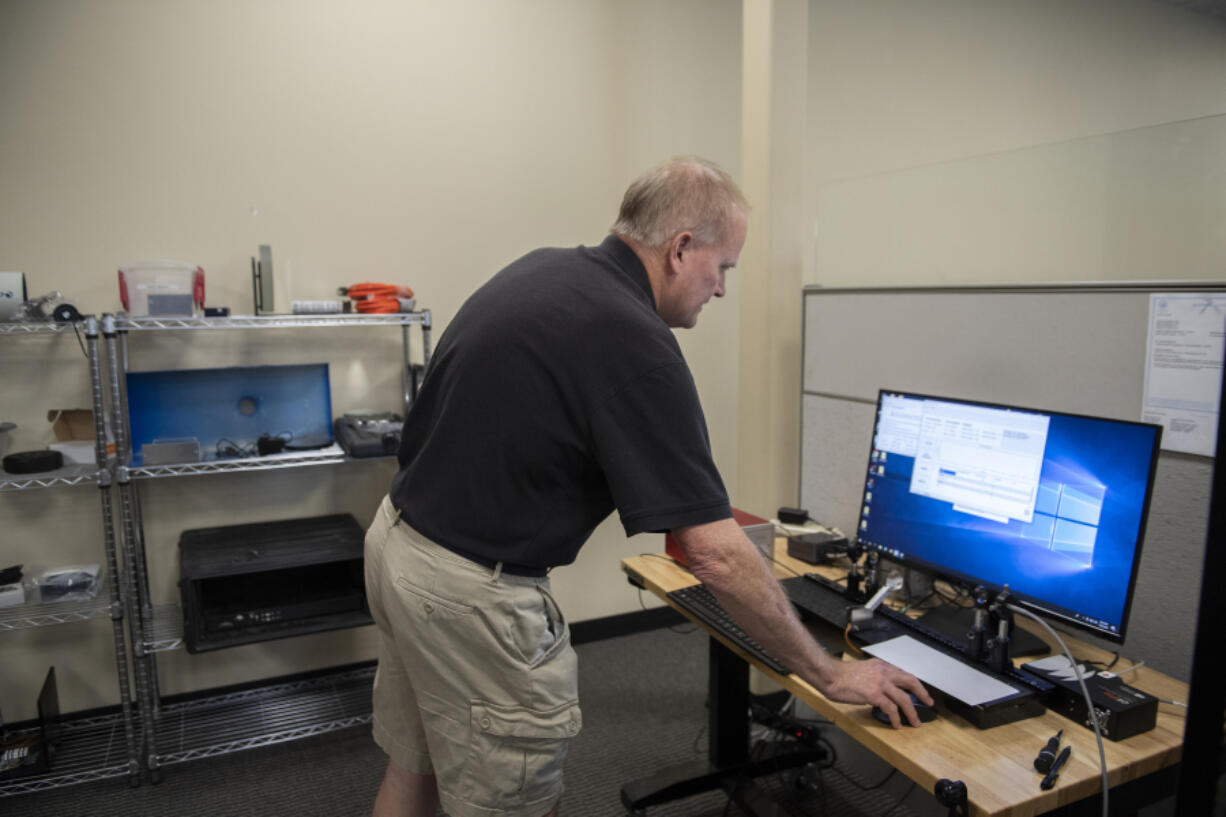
390, 235, 731, 569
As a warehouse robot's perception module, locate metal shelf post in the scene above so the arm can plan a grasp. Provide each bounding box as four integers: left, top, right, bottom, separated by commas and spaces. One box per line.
85, 316, 142, 787
103, 314, 162, 783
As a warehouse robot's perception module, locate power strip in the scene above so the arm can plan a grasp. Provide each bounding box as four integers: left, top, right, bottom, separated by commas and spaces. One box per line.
750, 701, 824, 747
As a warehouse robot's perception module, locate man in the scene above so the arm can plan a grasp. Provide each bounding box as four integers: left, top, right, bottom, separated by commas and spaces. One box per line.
365, 157, 931, 817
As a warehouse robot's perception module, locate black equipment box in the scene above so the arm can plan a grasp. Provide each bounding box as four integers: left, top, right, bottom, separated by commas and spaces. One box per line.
786, 530, 848, 564
1021, 658, 1158, 741
334, 412, 402, 458
178, 514, 370, 653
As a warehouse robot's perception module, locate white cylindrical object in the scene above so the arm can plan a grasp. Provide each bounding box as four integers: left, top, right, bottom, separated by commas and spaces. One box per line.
291, 300, 345, 314
0, 272, 26, 320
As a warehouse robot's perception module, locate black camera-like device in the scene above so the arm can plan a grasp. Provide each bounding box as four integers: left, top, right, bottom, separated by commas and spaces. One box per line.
334, 411, 403, 458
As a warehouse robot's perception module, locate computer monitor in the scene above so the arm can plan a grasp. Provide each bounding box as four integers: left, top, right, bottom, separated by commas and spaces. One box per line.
856, 390, 1161, 644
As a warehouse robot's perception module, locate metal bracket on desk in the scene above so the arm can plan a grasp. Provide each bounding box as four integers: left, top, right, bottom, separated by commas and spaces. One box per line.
619, 638, 826, 815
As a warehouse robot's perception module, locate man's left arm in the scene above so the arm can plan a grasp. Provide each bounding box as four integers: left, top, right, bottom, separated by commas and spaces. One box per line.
673, 517, 932, 728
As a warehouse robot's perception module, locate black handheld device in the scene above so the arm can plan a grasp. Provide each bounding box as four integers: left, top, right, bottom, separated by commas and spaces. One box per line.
1034, 729, 1062, 773
1040, 746, 1071, 790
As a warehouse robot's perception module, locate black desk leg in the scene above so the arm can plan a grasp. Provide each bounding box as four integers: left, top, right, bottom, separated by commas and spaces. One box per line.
619, 638, 825, 815
709, 635, 750, 767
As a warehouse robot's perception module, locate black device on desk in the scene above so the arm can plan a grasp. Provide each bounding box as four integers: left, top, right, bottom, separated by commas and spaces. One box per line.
1021, 656, 1158, 741
786, 530, 848, 564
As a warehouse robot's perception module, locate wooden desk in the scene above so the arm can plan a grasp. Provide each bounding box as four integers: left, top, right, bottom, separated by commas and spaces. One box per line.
621, 543, 1187, 817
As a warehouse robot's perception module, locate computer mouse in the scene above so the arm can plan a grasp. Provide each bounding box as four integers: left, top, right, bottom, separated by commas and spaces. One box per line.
871, 693, 937, 726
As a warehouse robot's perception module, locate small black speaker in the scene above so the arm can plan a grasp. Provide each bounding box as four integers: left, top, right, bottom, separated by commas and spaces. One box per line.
3, 450, 64, 474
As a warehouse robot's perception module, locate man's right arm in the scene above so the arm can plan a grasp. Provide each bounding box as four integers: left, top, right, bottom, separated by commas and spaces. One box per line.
672, 517, 932, 728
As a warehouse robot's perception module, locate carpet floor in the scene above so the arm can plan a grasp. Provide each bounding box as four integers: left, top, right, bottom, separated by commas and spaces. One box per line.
3, 624, 925, 817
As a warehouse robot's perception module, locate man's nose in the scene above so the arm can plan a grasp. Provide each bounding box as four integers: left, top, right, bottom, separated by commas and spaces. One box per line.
714, 272, 726, 298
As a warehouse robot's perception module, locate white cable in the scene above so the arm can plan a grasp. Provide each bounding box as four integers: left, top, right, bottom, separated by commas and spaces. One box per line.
1108, 660, 1145, 675
1007, 604, 1109, 817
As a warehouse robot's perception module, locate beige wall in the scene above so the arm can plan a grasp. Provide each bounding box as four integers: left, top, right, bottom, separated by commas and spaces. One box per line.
804, 0, 1226, 287
737, 0, 1226, 518
2, 0, 1225, 720
0, 0, 742, 717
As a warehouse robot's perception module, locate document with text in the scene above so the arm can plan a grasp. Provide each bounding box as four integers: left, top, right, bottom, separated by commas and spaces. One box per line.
1143, 293, 1226, 457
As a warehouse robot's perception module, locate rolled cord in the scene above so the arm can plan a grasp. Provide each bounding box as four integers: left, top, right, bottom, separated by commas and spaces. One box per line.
843, 620, 864, 657
1007, 603, 1108, 817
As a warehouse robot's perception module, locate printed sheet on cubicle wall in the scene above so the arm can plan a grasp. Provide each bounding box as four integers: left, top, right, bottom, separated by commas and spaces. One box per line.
125, 363, 334, 465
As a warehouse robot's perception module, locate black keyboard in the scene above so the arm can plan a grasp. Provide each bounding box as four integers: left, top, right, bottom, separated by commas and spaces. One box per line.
785, 572, 980, 653
874, 605, 970, 653
781, 573, 856, 627
666, 584, 791, 675
804, 570, 850, 596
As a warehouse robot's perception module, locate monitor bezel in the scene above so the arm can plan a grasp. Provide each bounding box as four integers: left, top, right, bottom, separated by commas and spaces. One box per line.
856, 389, 1162, 645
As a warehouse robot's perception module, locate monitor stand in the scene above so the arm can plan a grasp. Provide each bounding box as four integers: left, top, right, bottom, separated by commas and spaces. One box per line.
918, 606, 1050, 658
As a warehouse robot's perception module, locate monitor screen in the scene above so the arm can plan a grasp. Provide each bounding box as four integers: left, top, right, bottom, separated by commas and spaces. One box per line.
857, 390, 1161, 643
126, 363, 334, 464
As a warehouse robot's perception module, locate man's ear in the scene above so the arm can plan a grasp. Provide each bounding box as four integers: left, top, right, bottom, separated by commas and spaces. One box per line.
668, 231, 694, 273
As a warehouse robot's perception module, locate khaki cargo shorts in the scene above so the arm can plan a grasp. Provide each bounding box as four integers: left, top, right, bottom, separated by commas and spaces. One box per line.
365, 496, 581, 817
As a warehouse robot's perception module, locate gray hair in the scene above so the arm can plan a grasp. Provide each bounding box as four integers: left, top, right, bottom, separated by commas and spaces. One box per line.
610, 157, 748, 249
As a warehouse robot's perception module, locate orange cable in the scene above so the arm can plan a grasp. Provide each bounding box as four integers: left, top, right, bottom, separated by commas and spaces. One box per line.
844, 621, 865, 657
346, 282, 414, 314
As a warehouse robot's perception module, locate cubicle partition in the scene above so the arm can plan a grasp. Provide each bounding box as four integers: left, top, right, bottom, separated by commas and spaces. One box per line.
799, 282, 1226, 681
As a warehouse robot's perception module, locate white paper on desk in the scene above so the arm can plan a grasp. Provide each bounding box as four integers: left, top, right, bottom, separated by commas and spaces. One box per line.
863, 635, 1020, 706
1143, 293, 1226, 457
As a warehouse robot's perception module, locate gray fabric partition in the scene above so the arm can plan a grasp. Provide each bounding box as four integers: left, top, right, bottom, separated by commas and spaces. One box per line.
799, 282, 1226, 681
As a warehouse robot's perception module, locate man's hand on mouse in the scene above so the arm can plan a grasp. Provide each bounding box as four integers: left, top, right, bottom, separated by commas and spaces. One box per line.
823, 658, 933, 728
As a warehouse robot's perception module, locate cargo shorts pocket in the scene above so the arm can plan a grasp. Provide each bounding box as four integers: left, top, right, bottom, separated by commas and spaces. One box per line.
503, 584, 571, 669
463, 699, 582, 810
